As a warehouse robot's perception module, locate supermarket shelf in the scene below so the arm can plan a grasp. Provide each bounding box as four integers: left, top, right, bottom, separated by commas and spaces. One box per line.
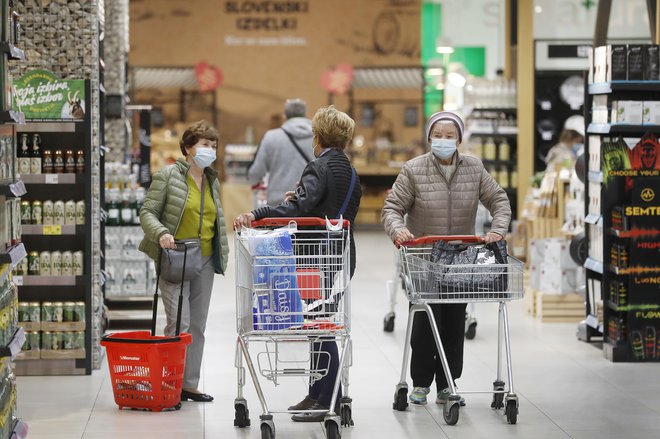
0, 242, 27, 266
470, 106, 517, 113
587, 123, 660, 135
1, 42, 26, 60
13, 275, 80, 286
40, 348, 86, 360
0, 327, 25, 358
17, 122, 79, 133
584, 257, 604, 274
588, 171, 604, 183
21, 224, 83, 235
354, 165, 401, 177
468, 129, 518, 137
0, 110, 25, 124
19, 173, 80, 184
589, 80, 660, 95
0, 180, 27, 197
482, 159, 517, 167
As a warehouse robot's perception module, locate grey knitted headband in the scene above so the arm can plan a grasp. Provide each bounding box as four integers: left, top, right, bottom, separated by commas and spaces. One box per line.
426, 111, 464, 143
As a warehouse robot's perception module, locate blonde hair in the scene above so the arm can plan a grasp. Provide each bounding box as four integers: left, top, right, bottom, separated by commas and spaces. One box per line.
312, 105, 355, 150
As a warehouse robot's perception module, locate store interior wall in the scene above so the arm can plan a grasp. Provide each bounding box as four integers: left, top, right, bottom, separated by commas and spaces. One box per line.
129, 0, 423, 150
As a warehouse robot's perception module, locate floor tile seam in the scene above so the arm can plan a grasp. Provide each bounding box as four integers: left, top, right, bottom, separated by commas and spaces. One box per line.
84, 370, 107, 438
518, 392, 575, 438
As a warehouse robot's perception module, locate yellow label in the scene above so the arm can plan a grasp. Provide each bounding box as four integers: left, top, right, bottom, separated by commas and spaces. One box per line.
641, 188, 655, 202
43, 225, 62, 235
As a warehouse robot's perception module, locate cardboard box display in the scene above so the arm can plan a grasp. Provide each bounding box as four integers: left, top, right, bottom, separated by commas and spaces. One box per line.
643, 101, 660, 125
612, 101, 644, 125
543, 238, 578, 269
539, 264, 578, 294
528, 239, 546, 267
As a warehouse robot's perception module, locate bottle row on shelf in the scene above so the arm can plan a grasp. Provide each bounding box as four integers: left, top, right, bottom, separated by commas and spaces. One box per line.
0, 279, 17, 348
468, 137, 513, 162
464, 77, 517, 109
13, 250, 84, 277
20, 199, 85, 226
21, 330, 85, 352
105, 186, 145, 227
18, 301, 85, 324
17, 133, 84, 175
0, 136, 14, 182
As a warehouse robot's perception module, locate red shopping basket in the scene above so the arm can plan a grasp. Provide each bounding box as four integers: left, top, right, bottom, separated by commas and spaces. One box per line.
101, 244, 195, 412
101, 331, 192, 412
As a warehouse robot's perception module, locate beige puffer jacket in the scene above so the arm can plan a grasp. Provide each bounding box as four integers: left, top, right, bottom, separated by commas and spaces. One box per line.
381, 153, 511, 240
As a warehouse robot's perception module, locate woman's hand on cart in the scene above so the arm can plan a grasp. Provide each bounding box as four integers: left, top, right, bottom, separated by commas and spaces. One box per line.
483, 232, 504, 244
394, 228, 415, 246
234, 212, 256, 230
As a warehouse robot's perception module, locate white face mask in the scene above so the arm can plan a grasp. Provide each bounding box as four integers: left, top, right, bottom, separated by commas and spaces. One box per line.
431, 138, 457, 159
193, 147, 216, 168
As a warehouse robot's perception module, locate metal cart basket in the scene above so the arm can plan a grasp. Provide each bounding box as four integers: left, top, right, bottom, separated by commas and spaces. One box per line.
392, 236, 524, 425
234, 217, 354, 439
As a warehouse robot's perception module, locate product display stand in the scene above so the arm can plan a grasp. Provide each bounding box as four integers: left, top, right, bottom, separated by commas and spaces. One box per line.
582, 79, 660, 362
13, 81, 94, 375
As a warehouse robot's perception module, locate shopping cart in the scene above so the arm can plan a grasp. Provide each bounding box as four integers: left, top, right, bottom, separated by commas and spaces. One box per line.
383, 248, 479, 340
234, 217, 354, 439
392, 236, 524, 425
101, 246, 193, 412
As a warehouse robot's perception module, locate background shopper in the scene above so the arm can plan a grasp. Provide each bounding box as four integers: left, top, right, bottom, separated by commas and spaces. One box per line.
235, 105, 362, 422
139, 120, 230, 402
381, 111, 511, 406
544, 115, 585, 170
248, 98, 314, 206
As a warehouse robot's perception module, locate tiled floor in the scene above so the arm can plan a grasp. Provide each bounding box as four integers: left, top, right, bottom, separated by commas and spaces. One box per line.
17, 230, 660, 438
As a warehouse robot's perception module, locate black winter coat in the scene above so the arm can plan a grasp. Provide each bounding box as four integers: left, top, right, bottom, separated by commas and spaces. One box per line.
252, 148, 362, 276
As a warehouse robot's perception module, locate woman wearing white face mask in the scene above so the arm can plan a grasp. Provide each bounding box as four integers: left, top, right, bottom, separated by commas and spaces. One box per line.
381, 111, 511, 406
139, 120, 229, 403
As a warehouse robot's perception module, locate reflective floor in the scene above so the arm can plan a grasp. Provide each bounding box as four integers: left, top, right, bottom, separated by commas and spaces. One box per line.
18, 230, 660, 439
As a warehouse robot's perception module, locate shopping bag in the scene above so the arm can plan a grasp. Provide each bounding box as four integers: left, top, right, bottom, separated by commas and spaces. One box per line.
429, 240, 509, 295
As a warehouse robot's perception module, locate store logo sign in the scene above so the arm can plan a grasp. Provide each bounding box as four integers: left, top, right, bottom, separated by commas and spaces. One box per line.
641, 188, 655, 202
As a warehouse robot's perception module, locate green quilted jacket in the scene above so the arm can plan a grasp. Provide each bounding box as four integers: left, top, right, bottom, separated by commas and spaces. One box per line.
139, 158, 229, 275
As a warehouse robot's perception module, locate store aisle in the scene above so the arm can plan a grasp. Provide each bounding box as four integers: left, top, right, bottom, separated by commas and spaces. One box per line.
17, 230, 660, 439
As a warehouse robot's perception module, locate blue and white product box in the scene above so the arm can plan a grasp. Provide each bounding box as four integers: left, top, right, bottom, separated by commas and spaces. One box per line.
247, 230, 303, 330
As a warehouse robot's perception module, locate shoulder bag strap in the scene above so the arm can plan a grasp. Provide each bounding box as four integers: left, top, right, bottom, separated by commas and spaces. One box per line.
198, 177, 206, 239
282, 128, 313, 163
336, 168, 357, 219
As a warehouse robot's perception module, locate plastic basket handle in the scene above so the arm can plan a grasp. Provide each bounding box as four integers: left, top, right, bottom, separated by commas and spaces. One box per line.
399, 235, 484, 248
251, 217, 351, 229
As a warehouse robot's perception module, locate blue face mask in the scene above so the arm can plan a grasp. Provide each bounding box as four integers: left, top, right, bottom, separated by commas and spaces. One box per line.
572, 143, 583, 155
193, 147, 216, 168
431, 138, 457, 159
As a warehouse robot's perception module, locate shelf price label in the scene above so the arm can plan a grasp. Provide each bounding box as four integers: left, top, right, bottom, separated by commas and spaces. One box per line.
13, 276, 23, 286
43, 225, 62, 235
45, 174, 58, 184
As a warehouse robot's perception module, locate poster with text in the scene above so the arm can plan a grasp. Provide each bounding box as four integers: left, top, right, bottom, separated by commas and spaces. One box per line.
13, 70, 85, 120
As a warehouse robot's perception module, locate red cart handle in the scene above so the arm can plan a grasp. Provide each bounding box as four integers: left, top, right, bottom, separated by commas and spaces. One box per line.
398, 235, 483, 248
251, 183, 267, 190
251, 217, 351, 229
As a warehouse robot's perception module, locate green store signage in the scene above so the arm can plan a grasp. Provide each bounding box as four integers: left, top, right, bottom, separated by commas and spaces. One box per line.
13, 70, 85, 120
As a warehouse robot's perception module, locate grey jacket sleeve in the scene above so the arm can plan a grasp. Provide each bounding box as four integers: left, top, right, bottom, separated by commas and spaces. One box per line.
247, 135, 270, 185
479, 168, 512, 237
381, 164, 415, 241
139, 170, 171, 242
252, 160, 326, 219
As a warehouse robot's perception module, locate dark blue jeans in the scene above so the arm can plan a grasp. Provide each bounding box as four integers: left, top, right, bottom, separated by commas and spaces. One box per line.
309, 340, 342, 407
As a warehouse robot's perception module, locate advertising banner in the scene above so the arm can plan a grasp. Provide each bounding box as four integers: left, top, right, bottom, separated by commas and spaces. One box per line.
13, 70, 85, 120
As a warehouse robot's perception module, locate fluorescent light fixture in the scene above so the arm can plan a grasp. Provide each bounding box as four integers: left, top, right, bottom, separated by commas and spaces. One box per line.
426, 68, 444, 76
535, 6, 543, 13
436, 37, 454, 54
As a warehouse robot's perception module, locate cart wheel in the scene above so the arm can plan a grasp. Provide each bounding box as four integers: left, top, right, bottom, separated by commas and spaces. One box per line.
341, 405, 354, 427
505, 400, 518, 424
234, 403, 251, 428
443, 402, 460, 425
325, 420, 341, 439
174, 403, 182, 411
261, 423, 275, 439
383, 314, 395, 332
392, 386, 408, 411
465, 322, 477, 340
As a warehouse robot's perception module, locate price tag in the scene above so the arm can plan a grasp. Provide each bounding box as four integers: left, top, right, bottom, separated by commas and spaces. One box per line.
13, 276, 23, 286
45, 174, 58, 184
43, 225, 62, 235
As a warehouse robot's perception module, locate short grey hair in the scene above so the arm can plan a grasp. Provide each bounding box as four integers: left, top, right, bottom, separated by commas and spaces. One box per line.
284, 99, 307, 119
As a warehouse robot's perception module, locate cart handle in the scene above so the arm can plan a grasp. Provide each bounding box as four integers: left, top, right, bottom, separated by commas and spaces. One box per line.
251, 217, 351, 229
398, 235, 484, 247
251, 183, 267, 190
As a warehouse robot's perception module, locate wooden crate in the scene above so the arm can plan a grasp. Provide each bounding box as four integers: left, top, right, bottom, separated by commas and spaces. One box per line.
536, 293, 584, 323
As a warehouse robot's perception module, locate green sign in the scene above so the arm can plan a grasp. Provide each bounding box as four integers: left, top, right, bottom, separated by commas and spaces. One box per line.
13, 70, 85, 120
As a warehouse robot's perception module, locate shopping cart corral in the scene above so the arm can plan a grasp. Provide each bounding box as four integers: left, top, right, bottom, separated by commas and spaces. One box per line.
234, 217, 354, 439
392, 236, 524, 425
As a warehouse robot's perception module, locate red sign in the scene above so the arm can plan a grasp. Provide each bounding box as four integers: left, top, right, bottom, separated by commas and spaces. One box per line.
320, 63, 353, 95
195, 62, 223, 92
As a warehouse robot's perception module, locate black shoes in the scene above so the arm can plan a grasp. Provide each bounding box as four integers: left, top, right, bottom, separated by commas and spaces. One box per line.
181, 389, 214, 402
291, 402, 340, 422
287, 395, 318, 412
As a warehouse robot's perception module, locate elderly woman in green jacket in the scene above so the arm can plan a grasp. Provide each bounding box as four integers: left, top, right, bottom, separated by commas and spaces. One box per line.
139, 120, 229, 403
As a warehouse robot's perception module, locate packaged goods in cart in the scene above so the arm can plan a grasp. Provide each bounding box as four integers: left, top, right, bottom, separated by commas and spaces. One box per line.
242, 228, 304, 330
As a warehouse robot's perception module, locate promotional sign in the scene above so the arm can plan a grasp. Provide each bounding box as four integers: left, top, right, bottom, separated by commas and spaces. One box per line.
320, 63, 353, 96
13, 70, 85, 120
195, 62, 224, 92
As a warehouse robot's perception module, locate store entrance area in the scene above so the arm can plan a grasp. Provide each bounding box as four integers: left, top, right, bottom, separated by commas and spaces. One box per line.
16, 231, 660, 439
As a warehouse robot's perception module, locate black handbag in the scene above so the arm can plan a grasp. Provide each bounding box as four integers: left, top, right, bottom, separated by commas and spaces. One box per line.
159, 178, 206, 283
429, 240, 509, 294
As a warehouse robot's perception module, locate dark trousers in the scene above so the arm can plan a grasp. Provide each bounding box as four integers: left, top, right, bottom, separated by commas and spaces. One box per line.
410, 303, 467, 392
309, 340, 342, 407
